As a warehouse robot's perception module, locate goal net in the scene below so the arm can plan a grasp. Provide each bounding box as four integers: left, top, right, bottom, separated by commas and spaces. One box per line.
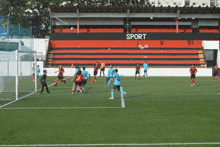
0, 50, 37, 101
0, 18, 36, 102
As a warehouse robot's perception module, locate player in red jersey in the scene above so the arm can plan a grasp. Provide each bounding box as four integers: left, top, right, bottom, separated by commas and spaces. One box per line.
71, 70, 85, 95
53, 65, 66, 86
92, 62, 100, 83
212, 65, 218, 82
135, 63, 141, 79
189, 64, 197, 87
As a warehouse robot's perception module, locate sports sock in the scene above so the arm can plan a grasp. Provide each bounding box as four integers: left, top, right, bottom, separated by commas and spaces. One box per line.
55, 81, 58, 86
45, 85, 49, 92
111, 92, 114, 97
41, 86, 44, 93
120, 90, 124, 93
215, 77, 217, 81
92, 79, 94, 82
213, 77, 214, 81
82, 87, 84, 91
107, 80, 111, 86
135, 75, 136, 79
192, 80, 193, 85
146, 74, 147, 77
72, 86, 74, 89
73, 86, 77, 93
105, 82, 107, 86
77, 86, 80, 90
139, 75, 140, 79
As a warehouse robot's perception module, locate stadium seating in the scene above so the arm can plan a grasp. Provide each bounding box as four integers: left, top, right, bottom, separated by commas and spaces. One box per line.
46, 37, 205, 68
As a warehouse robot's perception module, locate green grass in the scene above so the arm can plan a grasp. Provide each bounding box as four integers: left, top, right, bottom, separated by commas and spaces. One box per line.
0, 76, 220, 147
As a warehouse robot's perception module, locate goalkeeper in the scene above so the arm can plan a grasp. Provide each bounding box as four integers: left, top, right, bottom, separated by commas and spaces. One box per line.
40, 70, 50, 94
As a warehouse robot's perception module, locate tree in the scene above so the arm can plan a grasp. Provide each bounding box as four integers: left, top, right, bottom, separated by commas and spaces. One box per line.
0, 0, 63, 38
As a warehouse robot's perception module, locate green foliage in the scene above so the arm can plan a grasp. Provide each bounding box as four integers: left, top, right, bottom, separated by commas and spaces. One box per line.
0, 0, 64, 38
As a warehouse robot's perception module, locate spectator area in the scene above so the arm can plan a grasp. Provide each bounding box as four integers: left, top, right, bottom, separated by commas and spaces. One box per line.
46, 34, 205, 68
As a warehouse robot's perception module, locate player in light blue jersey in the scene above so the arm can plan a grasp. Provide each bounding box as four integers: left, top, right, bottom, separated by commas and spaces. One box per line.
72, 66, 80, 91
36, 65, 40, 78
104, 65, 114, 87
109, 69, 127, 99
81, 67, 91, 92
143, 61, 149, 77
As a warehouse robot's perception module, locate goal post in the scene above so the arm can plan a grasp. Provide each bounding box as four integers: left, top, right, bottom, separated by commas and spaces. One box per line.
16, 50, 37, 100
0, 50, 37, 101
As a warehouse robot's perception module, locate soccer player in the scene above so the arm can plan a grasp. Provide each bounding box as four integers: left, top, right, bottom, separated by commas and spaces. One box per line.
71, 70, 85, 95
100, 60, 105, 77
109, 69, 127, 99
40, 70, 50, 94
92, 62, 100, 83
213, 65, 218, 82
104, 64, 114, 87
73, 66, 80, 90
53, 65, 66, 86
189, 64, 197, 87
135, 63, 141, 79
36, 65, 40, 78
143, 61, 149, 77
82, 67, 91, 92
31, 63, 35, 81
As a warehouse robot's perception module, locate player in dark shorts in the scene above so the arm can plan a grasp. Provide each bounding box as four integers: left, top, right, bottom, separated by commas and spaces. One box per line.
53, 65, 66, 86
189, 64, 197, 87
213, 65, 218, 82
92, 62, 100, 83
40, 70, 50, 94
135, 63, 141, 79
100, 60, 105, 77
71, 70, 85, 95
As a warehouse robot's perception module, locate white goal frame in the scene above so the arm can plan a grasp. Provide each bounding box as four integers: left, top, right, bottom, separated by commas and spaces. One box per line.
15, 50, 37, 100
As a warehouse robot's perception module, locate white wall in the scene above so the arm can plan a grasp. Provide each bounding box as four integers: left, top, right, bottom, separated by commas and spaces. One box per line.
41, 67, 212, 77
34, 39, 49, 56
0, 61, 34, 76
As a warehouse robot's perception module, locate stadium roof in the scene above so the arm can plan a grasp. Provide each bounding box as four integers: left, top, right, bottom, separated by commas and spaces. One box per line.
50, 5, 220, 14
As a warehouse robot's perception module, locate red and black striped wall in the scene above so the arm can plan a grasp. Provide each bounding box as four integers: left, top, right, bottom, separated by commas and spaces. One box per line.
46, 33, 219, 68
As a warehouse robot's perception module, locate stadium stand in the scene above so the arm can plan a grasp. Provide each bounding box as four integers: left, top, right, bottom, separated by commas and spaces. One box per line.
46, 33, 206, 68
47, 7, 220, 68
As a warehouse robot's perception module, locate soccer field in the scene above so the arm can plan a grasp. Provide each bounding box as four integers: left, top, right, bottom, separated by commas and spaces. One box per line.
0, 76, 220, 147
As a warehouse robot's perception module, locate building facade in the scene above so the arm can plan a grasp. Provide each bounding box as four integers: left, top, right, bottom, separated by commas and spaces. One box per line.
148, 0, 220, 7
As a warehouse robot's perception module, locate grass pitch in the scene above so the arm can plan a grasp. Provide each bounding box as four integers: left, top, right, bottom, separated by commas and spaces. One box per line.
0, 76, 220, 147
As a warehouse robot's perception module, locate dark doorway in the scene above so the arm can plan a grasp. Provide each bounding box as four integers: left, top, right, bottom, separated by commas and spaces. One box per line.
204, 49, 218, 67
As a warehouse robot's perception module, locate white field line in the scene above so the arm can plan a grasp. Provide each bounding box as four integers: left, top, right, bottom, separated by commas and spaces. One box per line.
1, 107, 123, 110
122, 80, 215, 81
120, 86, 125, 108
0, 142, 220, 146
0, 77, 71, 109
